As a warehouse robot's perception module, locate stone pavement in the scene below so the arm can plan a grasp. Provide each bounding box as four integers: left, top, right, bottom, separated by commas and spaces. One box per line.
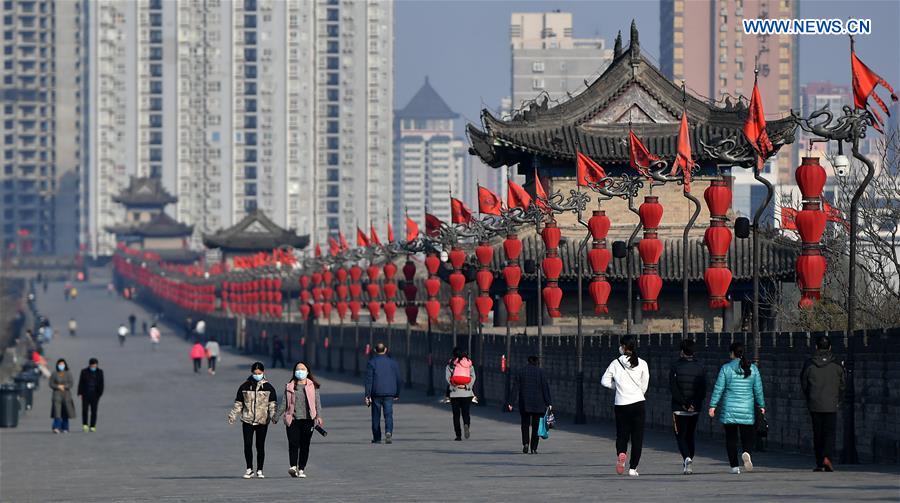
1, 278, 898, 502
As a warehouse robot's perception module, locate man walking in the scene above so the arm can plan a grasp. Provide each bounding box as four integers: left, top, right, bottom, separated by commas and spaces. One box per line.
77, 358, 104, 432
365, 343, 402, 444
117, 323, 128, 346
271, 336, 285, 369
128, 313, 137, 336
670, 339, 706, 474
801, 335, 845, 472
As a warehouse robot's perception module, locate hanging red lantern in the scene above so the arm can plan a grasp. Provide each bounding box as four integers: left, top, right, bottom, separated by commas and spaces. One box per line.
475, 244, 494, 266
704, 267, 732, 309
796, 209, 826, 244
349, 300, 361, 320
503, 264, 521, 288
797, 254, 826, 307
542, 286, 563, 316
588, 281, 610, 314
336, 301, 348, 320
322, 270, 333, 285
300, 303, 311, 321
402, 260, 416, 281
503, 235, 522, 260
475, 295, 493, 322
349, 265, 362, 282
449, 272, 465, 293
542, 255, 563, 280
366, 283, 379, 300
311, 272, 322, 285
383, 282, 397, 299
312, 302, 323, 319
383, 262, 397, 280
367, 301, 381, 321
638, 196, 664, 311
476, 270, 493, 292
384, 301, 397, 323
449, 296, 466, 320
336, 268, 348, 283
424, 254, 441, 274
503, 292, 522, 321
704, 179, 733, 308
322, 302, 333, 319
540, 220, 565, 317
704, 225, 732, 257
403, 282, 417, 301
349, 283, 362, 299
425, 299, 441, 322
448, 247, 466, 269
405, 304, 419, 325
586, 248, 610, 275
475, 240, 495, 324
425, 277, 441, 297
336, 284, 348, 300
794, 157, 828, 307
795, 157, 827, 199
425, 253, 441, 323
586, 211, 612, 315
366, 265, 379, 282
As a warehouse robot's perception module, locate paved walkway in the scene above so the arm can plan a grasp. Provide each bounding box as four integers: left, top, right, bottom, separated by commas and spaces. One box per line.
2, 277, 898, 502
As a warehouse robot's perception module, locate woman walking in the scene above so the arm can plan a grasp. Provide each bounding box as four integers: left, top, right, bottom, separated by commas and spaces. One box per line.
670, 339, 707, 475
276, 362, 323, 478
708, 342, 766, 474
601, 335, 649, 477
149, 323, 161, 350
190, 342, 205, 373
205, 337, 220, 375
227, 362, 278, 479
506, 355, 552, 454
50, 358, 76, 433
445, 348, 476, 441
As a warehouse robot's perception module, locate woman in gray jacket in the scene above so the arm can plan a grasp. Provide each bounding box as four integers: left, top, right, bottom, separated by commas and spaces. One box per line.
50, 358, 76, 433
276, 361, 323, 478
445, 348, 476, 441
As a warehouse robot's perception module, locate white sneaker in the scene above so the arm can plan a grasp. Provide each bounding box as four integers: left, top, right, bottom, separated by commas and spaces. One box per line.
297, 469, 307, 478
731, 467, 741, 474
288, 466, 298, 478
256, 470, 265, 479
683, 457, 693, 475
628, 469, 639, 477
742, 452, 753, 472
242, 468, 254, 479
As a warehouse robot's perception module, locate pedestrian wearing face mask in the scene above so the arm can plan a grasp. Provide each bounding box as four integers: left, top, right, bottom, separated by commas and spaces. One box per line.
601, 335, 650, 477
50, 358, 76, 433
227, 362, 278, 479
275, 362, 324, 478
77, 358, 104, 432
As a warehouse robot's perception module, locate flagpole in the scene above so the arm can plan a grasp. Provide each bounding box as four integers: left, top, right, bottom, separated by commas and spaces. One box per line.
679, 84, 701, 337
573, 141, 588, 425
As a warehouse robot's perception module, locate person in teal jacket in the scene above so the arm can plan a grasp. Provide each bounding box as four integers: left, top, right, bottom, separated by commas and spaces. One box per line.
708, 342, 765, 474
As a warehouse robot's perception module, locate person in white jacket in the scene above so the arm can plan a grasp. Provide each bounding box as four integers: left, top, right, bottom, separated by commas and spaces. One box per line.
601, 335, 649, 477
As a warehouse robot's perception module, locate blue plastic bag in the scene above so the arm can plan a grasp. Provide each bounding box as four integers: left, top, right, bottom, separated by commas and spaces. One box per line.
538, 414, 550, 439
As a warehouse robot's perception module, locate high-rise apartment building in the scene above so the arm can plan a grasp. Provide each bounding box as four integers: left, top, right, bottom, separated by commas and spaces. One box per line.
393, 78, 467, 232
510, 12, 613, 112
86, 0, 393, 257
660, 0, 799, 182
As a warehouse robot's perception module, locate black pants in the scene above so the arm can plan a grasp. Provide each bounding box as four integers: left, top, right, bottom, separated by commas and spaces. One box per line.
242, 423, 269, 470
520, 412, 541, 450
450, 397, 472, 438
286, 419, 315, 469
723, 423, 756, 468
673, 413, 699, 460
208, 356, 217, 371
81, 395, 99, 427
272, 352, 285, 369
810, 411, 837, 468
614, 401, 646, 469
193, 359, 201, 373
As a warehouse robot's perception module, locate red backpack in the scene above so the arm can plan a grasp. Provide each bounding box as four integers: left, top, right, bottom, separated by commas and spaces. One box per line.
450, 358, 472, 386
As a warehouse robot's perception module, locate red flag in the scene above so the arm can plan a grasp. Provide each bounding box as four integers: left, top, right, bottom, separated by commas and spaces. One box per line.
451, 197, 473, 224
851, 45, 898, 132
534, 168, 550, 213
315, 243, 322, 257
507, 179, 532, 209
425, 213, 443, 237
370, 224, 382, 246
328, 237, 340, 256
387, 222, 395, 243
405, 216, 419, 242
356, 227, 370, 247
478, 185, 503, 215
781, 207, 798, 230
743, 78, 774, 162
823, 200, 850, 231
672, 111, 693, 192
629, 130, 659, 177
338, 230, 349, 251
576, 152, 606, 186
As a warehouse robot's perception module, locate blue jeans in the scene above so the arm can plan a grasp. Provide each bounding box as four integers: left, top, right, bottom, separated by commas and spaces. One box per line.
371, 397, 394, 441
52, 417, 69, 431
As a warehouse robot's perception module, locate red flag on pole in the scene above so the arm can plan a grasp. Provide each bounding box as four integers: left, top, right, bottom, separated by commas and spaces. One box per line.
851, 42, 898, 132
315, 243, 322, 257
387, 222, 395, 243
507, 179, 532, 209
356, 227, 370, 247
534, 168, 551, 213
405, 216, 419, 242
370, 224, 381, 246
576, 152, 606, 186
672, 111, 693, 192
478, 186, 503, 215
781, 207, 798, 230
629, 130, 659, 177
338, 230, 349, 251
743, 77, 774, 163
451, 197, 473, 224
425, 213, 443, 237
328, 237, 340, 256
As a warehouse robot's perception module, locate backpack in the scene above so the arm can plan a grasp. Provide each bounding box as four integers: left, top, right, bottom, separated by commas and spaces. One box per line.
450, 358, 472, 385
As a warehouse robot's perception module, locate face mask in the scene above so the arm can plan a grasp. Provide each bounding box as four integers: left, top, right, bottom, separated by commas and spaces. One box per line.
295, 370, 308, 380
57, 364, 65, 371
252, 374, 264, 382
618, 346, 625, 356
89, 367, 97, 372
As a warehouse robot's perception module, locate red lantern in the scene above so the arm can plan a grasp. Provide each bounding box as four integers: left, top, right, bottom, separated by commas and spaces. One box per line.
424, 254, 440, 274
425, 299, 441, 323
542, 256, 563, 280
795, 157, 827, 199
503, 292, 522, 321
311, 272, 322, 285
503, 235, 522, 260
541, 220, 565, 317
425, 277, 441, 297
704, 225, 732, 257
476, 270, 493, 292
475, 243, 494, 266
312, 303, 323, 319
448, 248, 466, 269
704, 180, 732, 217
349, 300, 361, 320
322, 302, 333, 319
367, 301, 381, 321
588, 280, 611, 314
449, 272, 465, 293
384, 301, 397, 323
336, 268, 348, 283
503, 265, 521, 289
336, 301, 348, 320
449, 296, 466, 320
541, 224, 562, 249
796, 209, 826, 244
704, 267, 732, 309
366, 265, 379, 282
542, 286, 563, 317
322, 270, 333, 285
794, 157, 828, 306
402, 260, 416, 281
405, 304, 419, 325
336, 284, 348, 300
349, 265, 362, 282
637, 238, 662, 265
588, 211, 610, 240
637, 275, 663, 311
797, 254, 826, 308
475, 296, 493, 322
638, 196, 663, 230
366, 283, 379, 300
383, 282, 397, 299
300, 303, 311, 320
383, 262, 397, 280
704, 180, 733, 308
586, 248, 610, 274
403, 282, 418, 301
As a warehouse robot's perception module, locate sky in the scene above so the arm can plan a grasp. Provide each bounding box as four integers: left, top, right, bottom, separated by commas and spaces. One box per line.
395, 0, 900, 135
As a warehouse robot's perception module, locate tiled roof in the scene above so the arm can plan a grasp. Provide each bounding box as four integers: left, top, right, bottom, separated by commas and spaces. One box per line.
203, 210, 309, 251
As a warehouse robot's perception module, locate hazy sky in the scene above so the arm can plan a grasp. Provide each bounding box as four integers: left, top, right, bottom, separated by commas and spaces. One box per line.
395, 0, 900, 133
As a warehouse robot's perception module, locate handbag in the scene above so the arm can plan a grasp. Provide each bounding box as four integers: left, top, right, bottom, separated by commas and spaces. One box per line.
544, 406, 556, 430
538, 413, 550, 440
755, 408, 768, 438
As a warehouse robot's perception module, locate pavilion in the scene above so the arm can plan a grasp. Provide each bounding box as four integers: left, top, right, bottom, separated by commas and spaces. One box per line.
202, 210, 309, 263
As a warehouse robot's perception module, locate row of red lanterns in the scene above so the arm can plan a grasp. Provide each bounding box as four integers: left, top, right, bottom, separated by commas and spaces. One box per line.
637, 196, 664, 311
795, 157, 828, 308
704, 179, 733, 308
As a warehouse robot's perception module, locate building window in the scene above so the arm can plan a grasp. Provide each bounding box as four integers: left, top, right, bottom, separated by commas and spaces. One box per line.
244, 14, 256, 28
245, 31, 256, 45
150, 80, 162, 94
327, 72, 339, 85
149, 97, 162, 111
150, 64, 162, 77
245, 132, 257, 145
149, 115, 162, 128
149, 47, 163, 61
532, 61, 544, 72
244, 115, 257, 129
327, 57, 339, 70
327, 8, 338, 21
532, 79, 545, 90
327, 152, 339, 165
150, 13, 162, 26
326, 201, 339, 212
245, 82, 257, 95
244, 165, 257, 179
244, 0, 257, 11
327, 120, 338, 134
149, 148, 162, 162
149, 131, 162, 144
244, 65, 257, 79
326, 184, 339, 197
245, 99, 256, 112
326, 24, 338, 37
327, 89, 339, 101
244, 183, 257, 196
327, 137, 339, 149
327, 105, 338, 117
149, 0, 162, 9
244, 149, 257, 162
244, 48, 256, 61
244, 199, 257, 212
327, 40, 338, 54
150, 30, 162, 44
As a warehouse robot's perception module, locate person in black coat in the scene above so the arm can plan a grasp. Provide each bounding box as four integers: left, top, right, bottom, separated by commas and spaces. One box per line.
669, 339, 706, 474
507, 355, 552, 454
77, 358, 105, 432
801, 335, 845, 472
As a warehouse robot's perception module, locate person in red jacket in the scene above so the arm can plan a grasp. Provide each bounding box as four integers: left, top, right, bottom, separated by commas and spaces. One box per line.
190, 342, 205, 373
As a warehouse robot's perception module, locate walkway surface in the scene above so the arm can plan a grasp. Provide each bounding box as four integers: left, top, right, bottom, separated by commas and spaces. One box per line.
2, 277, 898, 502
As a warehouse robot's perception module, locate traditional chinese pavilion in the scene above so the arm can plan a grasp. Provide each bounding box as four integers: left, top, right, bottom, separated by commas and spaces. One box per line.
202, 210, 309, 262
466, 22, 798, 333
106, 177, 200, 264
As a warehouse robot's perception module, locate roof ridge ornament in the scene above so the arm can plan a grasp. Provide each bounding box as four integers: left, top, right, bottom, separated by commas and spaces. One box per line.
613, 30, 623, 59
629, 20, 640, 63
